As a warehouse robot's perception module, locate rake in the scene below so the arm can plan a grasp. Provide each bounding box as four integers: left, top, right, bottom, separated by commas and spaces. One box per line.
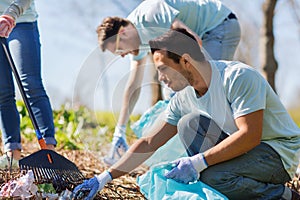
0, 37, 85, 192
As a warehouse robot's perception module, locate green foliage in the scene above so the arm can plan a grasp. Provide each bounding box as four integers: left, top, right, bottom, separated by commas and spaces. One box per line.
14, 101, 140, 151
16, 101, 35, 141
11, 101, 300, 152
37, 183, 56, 194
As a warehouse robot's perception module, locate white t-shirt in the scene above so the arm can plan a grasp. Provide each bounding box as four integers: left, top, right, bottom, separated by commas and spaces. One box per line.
166, 60, 300, 178
127, 0, 231, 60
0, 0, 38, 23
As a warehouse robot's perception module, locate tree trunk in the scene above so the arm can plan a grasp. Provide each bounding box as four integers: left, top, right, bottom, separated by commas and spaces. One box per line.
261, 0, 278, 92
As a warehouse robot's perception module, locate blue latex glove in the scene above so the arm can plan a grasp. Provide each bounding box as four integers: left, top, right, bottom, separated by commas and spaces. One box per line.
165, 154, 208, 184
103, 125, 129, 166
72, 171, 112, 200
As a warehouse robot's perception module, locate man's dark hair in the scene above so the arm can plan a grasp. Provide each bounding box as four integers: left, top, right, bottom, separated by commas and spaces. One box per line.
96, 17, 131, 51
149, 28, 205, 63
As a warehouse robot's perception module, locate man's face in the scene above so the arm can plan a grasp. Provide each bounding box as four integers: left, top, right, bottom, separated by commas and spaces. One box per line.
153, 50, 190, 91
105, 26, 140, 57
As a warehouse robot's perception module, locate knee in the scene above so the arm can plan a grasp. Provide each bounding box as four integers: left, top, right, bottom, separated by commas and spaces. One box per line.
178, 113, 204, 131
177, 113, 212, 137
177, 113, 199, 141
22, 76, 46, 98
0, 89, 15, 104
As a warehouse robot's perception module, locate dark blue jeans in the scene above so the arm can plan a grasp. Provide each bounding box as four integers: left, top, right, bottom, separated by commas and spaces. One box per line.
0, 22, 56, 152
177, 113, 290, 199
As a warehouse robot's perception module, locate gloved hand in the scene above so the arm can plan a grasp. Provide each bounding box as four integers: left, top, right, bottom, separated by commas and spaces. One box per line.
103, 125, 129, 166
164, 153, 208, 184
0, 15, 15, 37
72, 171, 112, 200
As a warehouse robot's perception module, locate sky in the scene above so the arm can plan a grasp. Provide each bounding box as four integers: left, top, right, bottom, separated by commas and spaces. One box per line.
34, 0, 300, 113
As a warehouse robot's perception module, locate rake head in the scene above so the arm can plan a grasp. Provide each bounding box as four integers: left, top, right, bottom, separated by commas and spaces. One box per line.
19, 150, 85, 192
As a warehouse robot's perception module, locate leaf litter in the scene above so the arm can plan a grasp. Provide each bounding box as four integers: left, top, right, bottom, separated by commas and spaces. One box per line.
0, 142, 299, 199
0, 146, 147, 199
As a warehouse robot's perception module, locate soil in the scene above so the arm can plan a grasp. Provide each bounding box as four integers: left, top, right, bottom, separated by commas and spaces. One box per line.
1, 141, 300, 199
0, 141, 148, 199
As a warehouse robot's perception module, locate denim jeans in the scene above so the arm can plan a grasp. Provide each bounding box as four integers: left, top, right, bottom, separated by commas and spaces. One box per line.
177, 113, 290, 200
202, 18, 241, 60
0, 22, 56, 152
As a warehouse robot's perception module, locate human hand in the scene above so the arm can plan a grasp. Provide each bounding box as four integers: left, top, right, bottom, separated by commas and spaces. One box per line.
164, 154, 208, 184
72, 171, 112, 200
103, 125, 128, 166
0, 15, 15, 37
111, 134, 129, 155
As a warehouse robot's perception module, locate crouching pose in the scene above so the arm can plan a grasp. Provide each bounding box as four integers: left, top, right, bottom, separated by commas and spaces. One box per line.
73, 28, 300, 200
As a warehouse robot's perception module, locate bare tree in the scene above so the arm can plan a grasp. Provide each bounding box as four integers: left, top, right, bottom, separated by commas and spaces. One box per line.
261, 0, 278, 91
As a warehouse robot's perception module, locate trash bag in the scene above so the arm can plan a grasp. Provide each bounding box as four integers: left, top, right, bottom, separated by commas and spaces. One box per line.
137, 163, 228, 200
131, 100, 187, 166
131, 100, 169, 138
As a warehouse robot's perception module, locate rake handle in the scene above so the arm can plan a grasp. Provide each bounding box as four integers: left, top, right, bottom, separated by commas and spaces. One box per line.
0, 37, 47, 149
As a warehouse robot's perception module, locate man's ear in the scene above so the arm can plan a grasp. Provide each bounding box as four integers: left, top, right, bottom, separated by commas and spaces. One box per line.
182, 53, 191, 64
119, 27, 126, 35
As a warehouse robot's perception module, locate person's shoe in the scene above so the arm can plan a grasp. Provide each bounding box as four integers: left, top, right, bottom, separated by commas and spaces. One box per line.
292, 189, 300, 200
103, 136, 129, 166
0, 154, 19, 170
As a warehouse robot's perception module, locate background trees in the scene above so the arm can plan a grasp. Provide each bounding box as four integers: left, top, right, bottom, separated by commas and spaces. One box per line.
35, 0, 300, 112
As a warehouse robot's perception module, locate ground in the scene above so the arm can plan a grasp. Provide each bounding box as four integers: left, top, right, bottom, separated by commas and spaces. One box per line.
0, 140, 148, 199
1, 140, 300, 199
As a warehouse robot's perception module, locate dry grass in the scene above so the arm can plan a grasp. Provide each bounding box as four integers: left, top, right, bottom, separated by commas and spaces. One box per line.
0, 142, 148, 199
1, 136, 300, 199
59, 150, 148, 199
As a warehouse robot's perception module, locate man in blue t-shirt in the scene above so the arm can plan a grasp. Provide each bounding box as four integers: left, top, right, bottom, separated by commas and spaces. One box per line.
73, 28, 300, 200
97, 0, 241, 166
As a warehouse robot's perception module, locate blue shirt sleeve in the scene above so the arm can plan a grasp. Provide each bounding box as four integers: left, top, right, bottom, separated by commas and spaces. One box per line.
165, 93, 182, 126
225, 66, 267, 119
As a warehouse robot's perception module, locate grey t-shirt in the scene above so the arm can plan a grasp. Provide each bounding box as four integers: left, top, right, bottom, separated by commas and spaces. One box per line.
166, 60, 300, 178
127, 0, 231, 60
0, 0, 37, 23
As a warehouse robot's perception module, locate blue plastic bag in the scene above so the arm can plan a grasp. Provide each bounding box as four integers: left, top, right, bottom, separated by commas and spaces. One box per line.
131, 100, 169, 138
137, 163, 228, 200
131, 100, 187, 166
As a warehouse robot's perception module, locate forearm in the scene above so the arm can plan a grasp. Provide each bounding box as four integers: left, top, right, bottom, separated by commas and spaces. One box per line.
109, 122, 177, 178
117, 87, 141, 126
108, 138, 155, 178
117, 59, 146, 126
204, 110, 263, 166
204, 129, 260, 166
3, 0, 32, 19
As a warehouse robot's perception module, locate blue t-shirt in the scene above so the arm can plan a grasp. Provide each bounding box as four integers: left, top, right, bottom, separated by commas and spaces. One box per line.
165, 60, 300, 178
127, 0, 231, 60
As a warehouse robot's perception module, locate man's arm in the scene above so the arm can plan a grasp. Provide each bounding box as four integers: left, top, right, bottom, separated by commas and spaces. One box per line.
117, 56, 148, 126
72, 121, 177, 199
204, 109, 263, 166
109, 122, 178, 178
